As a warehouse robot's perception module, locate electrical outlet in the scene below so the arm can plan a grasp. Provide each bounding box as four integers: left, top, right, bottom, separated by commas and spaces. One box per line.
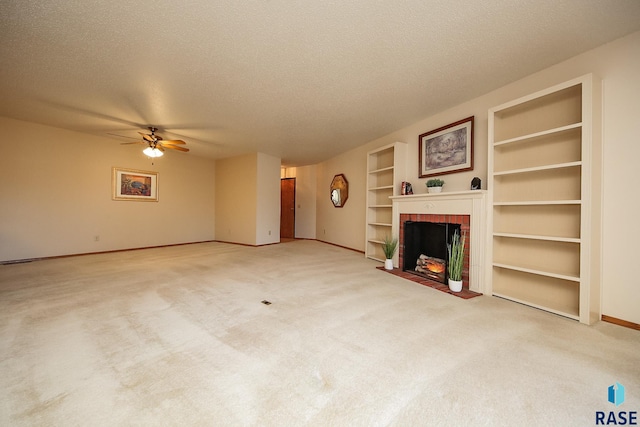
94, 235, 100, 242
268, 230, 271, 235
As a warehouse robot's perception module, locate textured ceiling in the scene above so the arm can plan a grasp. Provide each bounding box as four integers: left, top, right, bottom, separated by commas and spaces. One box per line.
2, 0, 640, 166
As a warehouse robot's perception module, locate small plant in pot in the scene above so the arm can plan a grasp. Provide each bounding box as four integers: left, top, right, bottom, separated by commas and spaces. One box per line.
382, 235, 398, 270
426, 178, 445, 193
447, 230, 466, 292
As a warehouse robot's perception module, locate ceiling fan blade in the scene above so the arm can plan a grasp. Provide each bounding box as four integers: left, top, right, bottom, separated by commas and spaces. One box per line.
107, 132, 139, 141
161, 139, 186, 145
120, 141, 145, 145
161, 144, 189, 152
139, 132, 154, 142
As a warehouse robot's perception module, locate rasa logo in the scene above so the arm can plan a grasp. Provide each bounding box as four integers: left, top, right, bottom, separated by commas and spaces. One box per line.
596, 382, 637, 425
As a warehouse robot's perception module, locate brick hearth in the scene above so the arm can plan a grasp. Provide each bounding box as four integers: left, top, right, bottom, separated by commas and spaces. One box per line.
377, 266, 481, 299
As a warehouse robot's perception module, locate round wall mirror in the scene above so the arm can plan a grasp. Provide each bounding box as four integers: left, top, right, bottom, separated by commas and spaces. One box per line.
330, 174, 349, 207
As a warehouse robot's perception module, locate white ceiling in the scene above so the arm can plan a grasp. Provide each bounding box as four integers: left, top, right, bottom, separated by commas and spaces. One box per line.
2, 0, 640, 166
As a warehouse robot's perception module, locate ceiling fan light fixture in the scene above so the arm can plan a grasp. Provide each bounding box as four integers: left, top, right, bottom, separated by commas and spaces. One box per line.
143, 146, 163, 158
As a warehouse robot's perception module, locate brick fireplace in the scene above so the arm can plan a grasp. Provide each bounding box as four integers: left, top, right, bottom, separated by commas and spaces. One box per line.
399, 213, 470, 288
390, 191, 487, 294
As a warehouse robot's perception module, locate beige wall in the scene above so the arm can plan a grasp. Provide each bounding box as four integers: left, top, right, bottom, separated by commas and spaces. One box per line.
316, 146, 368, 249
315, 31, 640, 324
293, 165, 317, 239
215, 153, 258, 245
595, 33, 640, 325
256, 152, 281, 245
215, 152, 281, 245
0, 117, 216, 262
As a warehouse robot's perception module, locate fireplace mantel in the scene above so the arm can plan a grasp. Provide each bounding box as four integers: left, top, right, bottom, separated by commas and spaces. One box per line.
390, 190, 487, 293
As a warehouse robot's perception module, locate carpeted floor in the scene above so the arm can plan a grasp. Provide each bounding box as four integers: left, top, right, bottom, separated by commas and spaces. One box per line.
1, 240, 638, 426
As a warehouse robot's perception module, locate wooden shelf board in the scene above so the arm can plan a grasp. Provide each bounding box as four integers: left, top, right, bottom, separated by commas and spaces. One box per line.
493, 123, 582, 147
369, 185, 394, 191
369, 166, 394, 174
493, 262, 580, 282
493, 293, 580, 321
493, 200, 581, 206
493, 161, 581, 176
493, 232, 580, 243
368, 222, 392, 227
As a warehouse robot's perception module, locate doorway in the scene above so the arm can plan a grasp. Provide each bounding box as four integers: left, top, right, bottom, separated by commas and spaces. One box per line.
280, 178, 296, 239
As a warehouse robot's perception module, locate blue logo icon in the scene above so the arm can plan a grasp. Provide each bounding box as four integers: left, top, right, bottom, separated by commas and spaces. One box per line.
608, 382, 625, 407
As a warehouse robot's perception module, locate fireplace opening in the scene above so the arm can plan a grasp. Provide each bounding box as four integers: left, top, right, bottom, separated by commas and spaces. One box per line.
403, 221, 461, 284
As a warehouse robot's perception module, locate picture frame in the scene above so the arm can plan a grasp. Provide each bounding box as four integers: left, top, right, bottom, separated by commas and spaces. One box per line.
112, 167, 158, 201
419, 116, 474, 178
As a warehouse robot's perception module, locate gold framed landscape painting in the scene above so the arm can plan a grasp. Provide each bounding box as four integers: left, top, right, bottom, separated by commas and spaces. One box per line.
112, 167, 158, 201
419, 116, 474, 178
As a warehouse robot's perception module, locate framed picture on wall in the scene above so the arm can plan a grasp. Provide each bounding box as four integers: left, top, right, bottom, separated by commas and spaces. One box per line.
419, 116, 474, 178
112, 167, 158, 201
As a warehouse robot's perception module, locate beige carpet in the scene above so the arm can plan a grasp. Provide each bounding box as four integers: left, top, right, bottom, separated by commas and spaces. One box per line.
1, 240, 638, 426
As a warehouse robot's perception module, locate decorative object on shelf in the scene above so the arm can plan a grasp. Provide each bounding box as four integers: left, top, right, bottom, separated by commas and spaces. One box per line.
382, 235, 398, 270
426, 178, 445, 193
447, 229, 466, 292
419, 116, 474, 178
330, 174, 349, 207
401, 181, 413, 195
112, 167, 158, 202
471, 177, 481, 190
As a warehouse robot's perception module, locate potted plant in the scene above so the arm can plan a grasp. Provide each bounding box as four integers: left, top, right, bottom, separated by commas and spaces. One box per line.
426, 178, 445, 193
447, 230, 466, 292
381, 235, 398, 270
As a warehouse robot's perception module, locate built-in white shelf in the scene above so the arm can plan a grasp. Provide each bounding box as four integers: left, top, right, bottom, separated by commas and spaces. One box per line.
488, 74, 601, 325
365, 142, 407, 262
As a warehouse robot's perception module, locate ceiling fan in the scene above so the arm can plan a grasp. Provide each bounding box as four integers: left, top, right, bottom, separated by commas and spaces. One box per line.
122, 127, 190, 157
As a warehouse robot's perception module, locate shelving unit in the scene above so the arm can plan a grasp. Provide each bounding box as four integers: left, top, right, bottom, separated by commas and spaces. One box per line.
365, 142, 407, 262
488, 74, 601, 324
